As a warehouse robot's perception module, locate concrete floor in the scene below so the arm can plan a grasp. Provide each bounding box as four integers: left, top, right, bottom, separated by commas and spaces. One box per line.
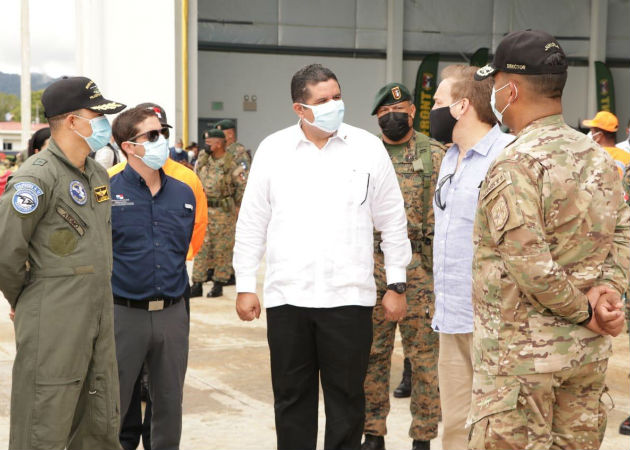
0, 268, 630, 449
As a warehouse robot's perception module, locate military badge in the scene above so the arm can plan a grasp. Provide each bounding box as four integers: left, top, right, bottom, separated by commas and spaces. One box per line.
12, 182, 43, 214
94, 185, 110, 203
491, 195, 509, 230
69, 180, 88, 205
475, 65, 495, 78
392, 86, 402, 100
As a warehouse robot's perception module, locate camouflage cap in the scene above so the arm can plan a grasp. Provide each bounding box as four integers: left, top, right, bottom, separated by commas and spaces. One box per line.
215, 119, 236, 130
371, 82, 412, 115
204, 129, 225, 139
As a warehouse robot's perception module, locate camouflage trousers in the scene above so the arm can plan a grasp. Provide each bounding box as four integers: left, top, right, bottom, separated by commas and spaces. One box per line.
364, 252, 440, 440
468, 359, 608, 450
191, 206, 236, 283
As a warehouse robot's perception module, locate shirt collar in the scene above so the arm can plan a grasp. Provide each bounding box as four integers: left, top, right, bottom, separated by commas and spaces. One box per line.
47, 139, 97, 178
294, 120, 348, 149
122, 162, 166, 189
469, 124, 507, 156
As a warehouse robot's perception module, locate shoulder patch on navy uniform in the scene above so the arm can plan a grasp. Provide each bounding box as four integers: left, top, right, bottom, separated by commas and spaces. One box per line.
69, 180, 87, 205
32, 158, 47, 166
12, 182, 43, 214
94, 185, 110, 203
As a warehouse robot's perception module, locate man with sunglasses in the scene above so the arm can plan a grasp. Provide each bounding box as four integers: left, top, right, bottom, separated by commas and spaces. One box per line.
109, 106, 198, 450
0, 76, 125, 449
469, 30, 628, 449
428, 65, 513, 450
361, 82, 444, 450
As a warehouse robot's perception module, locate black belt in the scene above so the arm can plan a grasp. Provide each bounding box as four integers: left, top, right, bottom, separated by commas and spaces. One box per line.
114, 296, 182, 311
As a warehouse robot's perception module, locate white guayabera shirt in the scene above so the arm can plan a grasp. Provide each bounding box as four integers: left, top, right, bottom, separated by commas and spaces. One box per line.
233, 122, 411, 309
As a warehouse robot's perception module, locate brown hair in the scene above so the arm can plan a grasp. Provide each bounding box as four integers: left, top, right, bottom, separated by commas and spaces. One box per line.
441, 65, 496, 126
112, 107, 157, 154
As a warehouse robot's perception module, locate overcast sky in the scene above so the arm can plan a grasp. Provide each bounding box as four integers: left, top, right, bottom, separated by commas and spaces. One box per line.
0, 0, 76, 77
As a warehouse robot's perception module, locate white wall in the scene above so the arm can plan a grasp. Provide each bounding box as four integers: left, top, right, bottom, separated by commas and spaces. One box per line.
76, 0, 181, 145
198, 52, 387, 150
201, 52, 630, 149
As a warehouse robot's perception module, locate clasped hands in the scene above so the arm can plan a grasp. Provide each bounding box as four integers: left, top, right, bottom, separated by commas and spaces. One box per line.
585, 285, 625, 337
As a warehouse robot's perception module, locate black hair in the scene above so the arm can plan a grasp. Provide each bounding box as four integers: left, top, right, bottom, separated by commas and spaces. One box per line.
523, 53, 568, 99
28, 127, 51, 157
290, 64, 339, 103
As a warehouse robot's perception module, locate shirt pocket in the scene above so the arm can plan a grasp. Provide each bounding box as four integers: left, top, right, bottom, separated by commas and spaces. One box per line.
347, 171, 371, 207
111, 206, 150, 250
164, 207, 195, 254
451, 180, 482, 224
48, 200, 89, 256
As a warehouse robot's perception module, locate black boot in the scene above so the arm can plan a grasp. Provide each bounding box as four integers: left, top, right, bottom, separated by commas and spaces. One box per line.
225, 273, 236, 286
393, 357, 412, 398
620, 416, 630, 435
207, 281, 225, 298
190, 282, 203, 297
361, 434, 385, 450
412, 440, 429, 450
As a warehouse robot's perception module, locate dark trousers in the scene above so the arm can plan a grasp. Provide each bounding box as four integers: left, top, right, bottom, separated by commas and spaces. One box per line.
119, 285, 190, 450
266, 304, 373, 450
120, 372, 152, 450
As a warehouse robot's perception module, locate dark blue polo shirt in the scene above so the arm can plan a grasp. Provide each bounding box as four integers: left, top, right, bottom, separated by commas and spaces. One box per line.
110, 164, 195, 300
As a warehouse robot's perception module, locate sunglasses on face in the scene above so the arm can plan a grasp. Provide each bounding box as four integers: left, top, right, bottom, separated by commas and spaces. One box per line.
129, 128, 168, 144
434, 172, 454, 211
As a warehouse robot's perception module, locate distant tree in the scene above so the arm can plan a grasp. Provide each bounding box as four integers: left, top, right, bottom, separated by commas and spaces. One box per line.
0, 93, 19, 121
9, 90, 47, 124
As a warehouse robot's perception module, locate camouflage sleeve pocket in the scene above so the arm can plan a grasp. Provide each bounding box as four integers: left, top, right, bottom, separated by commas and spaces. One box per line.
480, 173, 525, 245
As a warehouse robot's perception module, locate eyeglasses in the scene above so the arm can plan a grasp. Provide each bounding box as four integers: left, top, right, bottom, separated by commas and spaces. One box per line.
434, 173, 454, 210
128, 128, 167, 144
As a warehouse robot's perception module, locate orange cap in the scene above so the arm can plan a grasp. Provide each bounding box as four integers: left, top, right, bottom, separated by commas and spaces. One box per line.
582, 111, 619, 132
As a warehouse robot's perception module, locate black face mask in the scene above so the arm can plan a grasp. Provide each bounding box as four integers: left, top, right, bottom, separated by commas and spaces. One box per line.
429, 106, 458, 144
378, 112, 411, 141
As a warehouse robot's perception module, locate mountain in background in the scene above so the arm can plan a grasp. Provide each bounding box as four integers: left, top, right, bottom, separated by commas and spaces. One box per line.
0, 72, 60, 96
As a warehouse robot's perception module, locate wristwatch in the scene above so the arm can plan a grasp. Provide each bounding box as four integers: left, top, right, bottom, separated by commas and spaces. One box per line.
578, 301, 593, 326
387, 282, 407, 294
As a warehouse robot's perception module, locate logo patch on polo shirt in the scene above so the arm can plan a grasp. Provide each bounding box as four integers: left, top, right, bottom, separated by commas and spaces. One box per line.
112, 193, 134, 207
69, 180, 87, 205
12, 182, 43, 214
94, 185, 110, 202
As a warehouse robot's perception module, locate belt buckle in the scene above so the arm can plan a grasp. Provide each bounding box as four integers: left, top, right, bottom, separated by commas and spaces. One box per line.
148, 300, 164, 311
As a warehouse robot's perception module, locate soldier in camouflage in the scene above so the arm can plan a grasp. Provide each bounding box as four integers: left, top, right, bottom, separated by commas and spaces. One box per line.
362, 83, 443, 450
215, 119, 251, 176
469, 30, 629, 449
190, 129, 245, 298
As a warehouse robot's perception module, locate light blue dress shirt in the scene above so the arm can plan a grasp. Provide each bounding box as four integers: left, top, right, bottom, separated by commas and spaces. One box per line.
432, 125, 514, 334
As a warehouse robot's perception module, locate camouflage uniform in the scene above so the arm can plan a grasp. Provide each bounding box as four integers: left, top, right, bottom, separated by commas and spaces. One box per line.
364, 131, 444, 441
192, 151, 245, 283
468, 115, 630, 449
227, 141, 252, 175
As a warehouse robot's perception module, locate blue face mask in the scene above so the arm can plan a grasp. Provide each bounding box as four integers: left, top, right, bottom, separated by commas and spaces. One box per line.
133, 135, 169, 170
301, 99, 345, 133
73, 115, 112, 151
